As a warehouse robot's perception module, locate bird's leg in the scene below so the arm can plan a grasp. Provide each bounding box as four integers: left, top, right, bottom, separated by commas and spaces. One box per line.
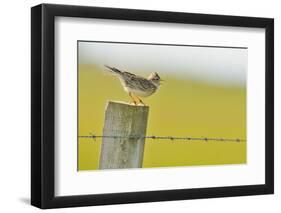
128, 92, 137, 105
135, 95, 146, 106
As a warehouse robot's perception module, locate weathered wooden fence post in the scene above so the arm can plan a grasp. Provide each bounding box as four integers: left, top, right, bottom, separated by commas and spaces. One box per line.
99, 101, 149, 169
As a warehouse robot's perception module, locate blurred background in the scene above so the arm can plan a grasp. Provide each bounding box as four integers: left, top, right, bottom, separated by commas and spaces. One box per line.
78, 41, 247, 171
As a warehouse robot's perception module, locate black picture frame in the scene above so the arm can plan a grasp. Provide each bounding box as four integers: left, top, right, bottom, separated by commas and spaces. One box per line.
31, 3, 274, 209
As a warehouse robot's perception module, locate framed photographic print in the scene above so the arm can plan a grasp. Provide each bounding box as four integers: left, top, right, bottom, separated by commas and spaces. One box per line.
31, 3, 274, 209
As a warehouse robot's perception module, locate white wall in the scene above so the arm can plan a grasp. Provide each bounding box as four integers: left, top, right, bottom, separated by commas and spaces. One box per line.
0, 0, 279, 212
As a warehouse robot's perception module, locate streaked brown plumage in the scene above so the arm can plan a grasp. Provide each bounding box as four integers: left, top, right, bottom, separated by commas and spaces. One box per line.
105, 65, 162, 105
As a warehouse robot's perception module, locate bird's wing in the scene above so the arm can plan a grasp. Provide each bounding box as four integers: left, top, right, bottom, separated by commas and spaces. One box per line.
123, 71, 136, 78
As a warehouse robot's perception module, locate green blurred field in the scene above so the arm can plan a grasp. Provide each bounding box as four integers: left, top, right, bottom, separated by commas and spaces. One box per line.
78, 64, 246, 170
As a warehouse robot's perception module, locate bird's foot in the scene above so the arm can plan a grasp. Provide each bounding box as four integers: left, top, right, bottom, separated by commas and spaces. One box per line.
130, 101, 137, 105
129, 92, 146, 106
139, 100, 146, 106
136, 96, 146, 106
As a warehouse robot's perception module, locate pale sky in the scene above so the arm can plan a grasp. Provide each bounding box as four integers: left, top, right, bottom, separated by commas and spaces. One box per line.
78, 41, 247, 87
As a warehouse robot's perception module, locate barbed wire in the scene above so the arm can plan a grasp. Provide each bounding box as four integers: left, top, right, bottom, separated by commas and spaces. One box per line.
78, 134, 246, 143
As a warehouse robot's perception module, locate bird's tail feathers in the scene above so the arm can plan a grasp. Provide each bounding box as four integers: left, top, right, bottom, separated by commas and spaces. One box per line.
104, 65, 122, 76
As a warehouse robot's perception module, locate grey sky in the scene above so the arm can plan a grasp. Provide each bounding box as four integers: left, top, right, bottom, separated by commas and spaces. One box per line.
78, 41, 247, 86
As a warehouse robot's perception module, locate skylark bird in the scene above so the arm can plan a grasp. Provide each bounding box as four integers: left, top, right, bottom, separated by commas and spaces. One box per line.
105, 65, 162, 105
